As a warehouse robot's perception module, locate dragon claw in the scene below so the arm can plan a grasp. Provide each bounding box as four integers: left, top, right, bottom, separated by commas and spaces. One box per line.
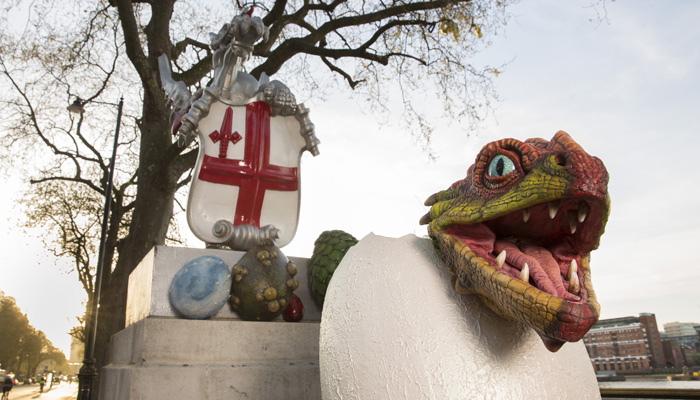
423, 193, 439, 206
418, 213, 432, 226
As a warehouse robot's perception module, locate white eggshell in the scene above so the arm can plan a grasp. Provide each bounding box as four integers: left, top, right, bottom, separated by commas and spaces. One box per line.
320, 233, 600, 400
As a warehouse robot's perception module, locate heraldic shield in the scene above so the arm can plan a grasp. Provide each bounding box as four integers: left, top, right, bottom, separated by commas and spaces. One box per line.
158, 9, 320, 251
187, 100, 306, 248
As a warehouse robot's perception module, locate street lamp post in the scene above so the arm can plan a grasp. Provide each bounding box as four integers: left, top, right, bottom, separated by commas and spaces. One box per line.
71, 97, 124, 400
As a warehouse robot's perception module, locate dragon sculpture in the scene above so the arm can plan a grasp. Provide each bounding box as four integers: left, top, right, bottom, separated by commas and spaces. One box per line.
419, 130, 609, 352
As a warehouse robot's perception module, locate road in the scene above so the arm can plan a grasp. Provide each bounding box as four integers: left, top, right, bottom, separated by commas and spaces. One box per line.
4, 382, 78, 400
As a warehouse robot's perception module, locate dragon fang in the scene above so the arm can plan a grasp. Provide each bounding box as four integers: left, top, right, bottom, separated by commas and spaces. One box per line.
421, 131, 610, 352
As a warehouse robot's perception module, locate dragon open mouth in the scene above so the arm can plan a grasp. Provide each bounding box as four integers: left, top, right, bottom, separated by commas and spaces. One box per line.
423, 131, 610, 352
447, 197, 604, 302
438, 197, 606, 352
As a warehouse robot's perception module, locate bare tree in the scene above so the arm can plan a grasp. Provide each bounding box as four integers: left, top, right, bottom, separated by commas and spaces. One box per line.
69, 313, 88, 344
0, 0, 513, 393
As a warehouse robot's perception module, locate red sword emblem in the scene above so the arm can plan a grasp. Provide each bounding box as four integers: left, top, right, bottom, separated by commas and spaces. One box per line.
208, 107, 242, 158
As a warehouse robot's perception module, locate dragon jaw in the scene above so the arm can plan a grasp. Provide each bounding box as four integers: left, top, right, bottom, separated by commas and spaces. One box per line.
421, 131, 610, 352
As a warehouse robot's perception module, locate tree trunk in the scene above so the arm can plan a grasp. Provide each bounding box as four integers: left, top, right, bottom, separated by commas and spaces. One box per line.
91, 3, 180, 397
16, 353, 24, 377
26, 357, 33, 380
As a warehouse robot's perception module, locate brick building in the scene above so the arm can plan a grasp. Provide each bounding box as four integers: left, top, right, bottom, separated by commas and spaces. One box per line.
662, 339, 686, 368
640, 313, 666, 368
583, 314, 665, 374
661, 322, 700, 368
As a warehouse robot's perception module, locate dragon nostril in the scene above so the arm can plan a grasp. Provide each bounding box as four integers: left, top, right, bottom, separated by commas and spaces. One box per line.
554, 153, 566, 166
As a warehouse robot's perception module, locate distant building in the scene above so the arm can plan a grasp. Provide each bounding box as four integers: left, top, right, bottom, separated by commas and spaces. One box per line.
662, 339, 685, 368
663, 321, 700, 337
35, 359, 61, 376
583, 315, 653, 373
67, 336, 85, 376
662, 336, 699, 368
639, 313, 666, 368
661, 321, 700, 368
583, 313, 670, 373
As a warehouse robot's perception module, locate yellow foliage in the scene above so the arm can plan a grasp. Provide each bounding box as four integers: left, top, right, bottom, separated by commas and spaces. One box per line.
440, 20, 460, 41
473, 23, 483, 39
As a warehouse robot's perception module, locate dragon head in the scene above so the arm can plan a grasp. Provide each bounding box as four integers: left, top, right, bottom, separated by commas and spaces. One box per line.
420, 131, 609, 352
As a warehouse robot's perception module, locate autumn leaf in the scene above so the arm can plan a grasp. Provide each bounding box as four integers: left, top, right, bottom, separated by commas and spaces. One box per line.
440, 20, 460, 41
473, 23, 483, 38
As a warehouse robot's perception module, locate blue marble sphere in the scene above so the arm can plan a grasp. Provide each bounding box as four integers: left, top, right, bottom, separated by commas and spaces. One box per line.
170, 255, 232, 319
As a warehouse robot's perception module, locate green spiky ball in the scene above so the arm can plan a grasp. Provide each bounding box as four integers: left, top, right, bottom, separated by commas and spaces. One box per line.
308, 230, 358, 306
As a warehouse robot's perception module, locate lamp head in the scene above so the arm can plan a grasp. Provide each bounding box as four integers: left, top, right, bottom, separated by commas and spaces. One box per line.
67, 98, 85, 115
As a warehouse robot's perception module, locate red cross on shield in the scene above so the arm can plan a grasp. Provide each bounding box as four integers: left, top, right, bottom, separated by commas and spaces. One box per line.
187, 100, 306, 248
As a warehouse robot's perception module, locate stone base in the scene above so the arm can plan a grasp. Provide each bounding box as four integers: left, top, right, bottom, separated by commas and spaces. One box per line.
125, 245, 322, 325
100, 317, 321, 399
101, 245, 322, 399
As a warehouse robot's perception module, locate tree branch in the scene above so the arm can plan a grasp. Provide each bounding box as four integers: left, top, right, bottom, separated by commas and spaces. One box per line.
30, 176, 103, 195
172, 37, 210, 61
111, 0, 150, 82
174, 53, 213, 86
321, 56, 365, 88
252, 0, 455, 78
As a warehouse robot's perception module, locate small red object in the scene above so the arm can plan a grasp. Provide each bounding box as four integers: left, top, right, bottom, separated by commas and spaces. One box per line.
208, 107, 242, 158
283, 293, 304, 322
171, 109, 185, 136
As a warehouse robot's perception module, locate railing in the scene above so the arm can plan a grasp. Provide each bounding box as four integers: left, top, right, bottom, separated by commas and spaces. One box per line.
600, 387, 700, 399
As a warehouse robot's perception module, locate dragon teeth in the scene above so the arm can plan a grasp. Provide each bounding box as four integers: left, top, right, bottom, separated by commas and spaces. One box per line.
578, 201, 589, 223
569, 270, 580, 294
522, 208, 531, 223
567, 259, 578, 280
568, 210, 578, 234
495, 250, 506, 268
548, 201, 560, 219
520, 263, 530, 283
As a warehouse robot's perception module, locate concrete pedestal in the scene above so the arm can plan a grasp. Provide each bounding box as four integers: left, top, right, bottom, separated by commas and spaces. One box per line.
100, 245, 321, 400
125, 245, 321, 325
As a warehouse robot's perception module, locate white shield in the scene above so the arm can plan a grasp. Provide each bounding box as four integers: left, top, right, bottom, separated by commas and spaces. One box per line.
187, 99, 306, 248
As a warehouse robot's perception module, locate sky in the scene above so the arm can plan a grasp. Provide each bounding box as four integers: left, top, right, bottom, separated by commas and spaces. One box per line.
1, 0, 699, 358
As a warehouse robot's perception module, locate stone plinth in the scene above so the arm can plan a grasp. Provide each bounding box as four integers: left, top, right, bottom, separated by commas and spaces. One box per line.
101, 245, 321, 400
100, 318, 321, 399
125, 245, 321, 325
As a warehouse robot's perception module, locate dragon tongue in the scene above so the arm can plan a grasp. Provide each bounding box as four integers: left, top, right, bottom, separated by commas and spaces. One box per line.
519, 244, 571, 298
494, 241, 579, 301
522, 244, 581, 301
447, 224, 581, 301
494, 241, 557, 297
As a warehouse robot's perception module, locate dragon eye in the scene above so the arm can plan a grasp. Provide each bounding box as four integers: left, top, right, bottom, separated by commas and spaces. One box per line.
487, 155, 516, 177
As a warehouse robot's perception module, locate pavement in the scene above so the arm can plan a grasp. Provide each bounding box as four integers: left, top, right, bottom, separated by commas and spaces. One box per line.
4, 382, 78, 399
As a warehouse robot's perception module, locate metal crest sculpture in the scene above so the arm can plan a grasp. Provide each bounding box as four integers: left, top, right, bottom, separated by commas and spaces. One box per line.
159, 8, 320, 251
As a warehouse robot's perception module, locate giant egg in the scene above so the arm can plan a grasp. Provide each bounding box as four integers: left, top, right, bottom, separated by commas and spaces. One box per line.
320, 234, 600, 399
